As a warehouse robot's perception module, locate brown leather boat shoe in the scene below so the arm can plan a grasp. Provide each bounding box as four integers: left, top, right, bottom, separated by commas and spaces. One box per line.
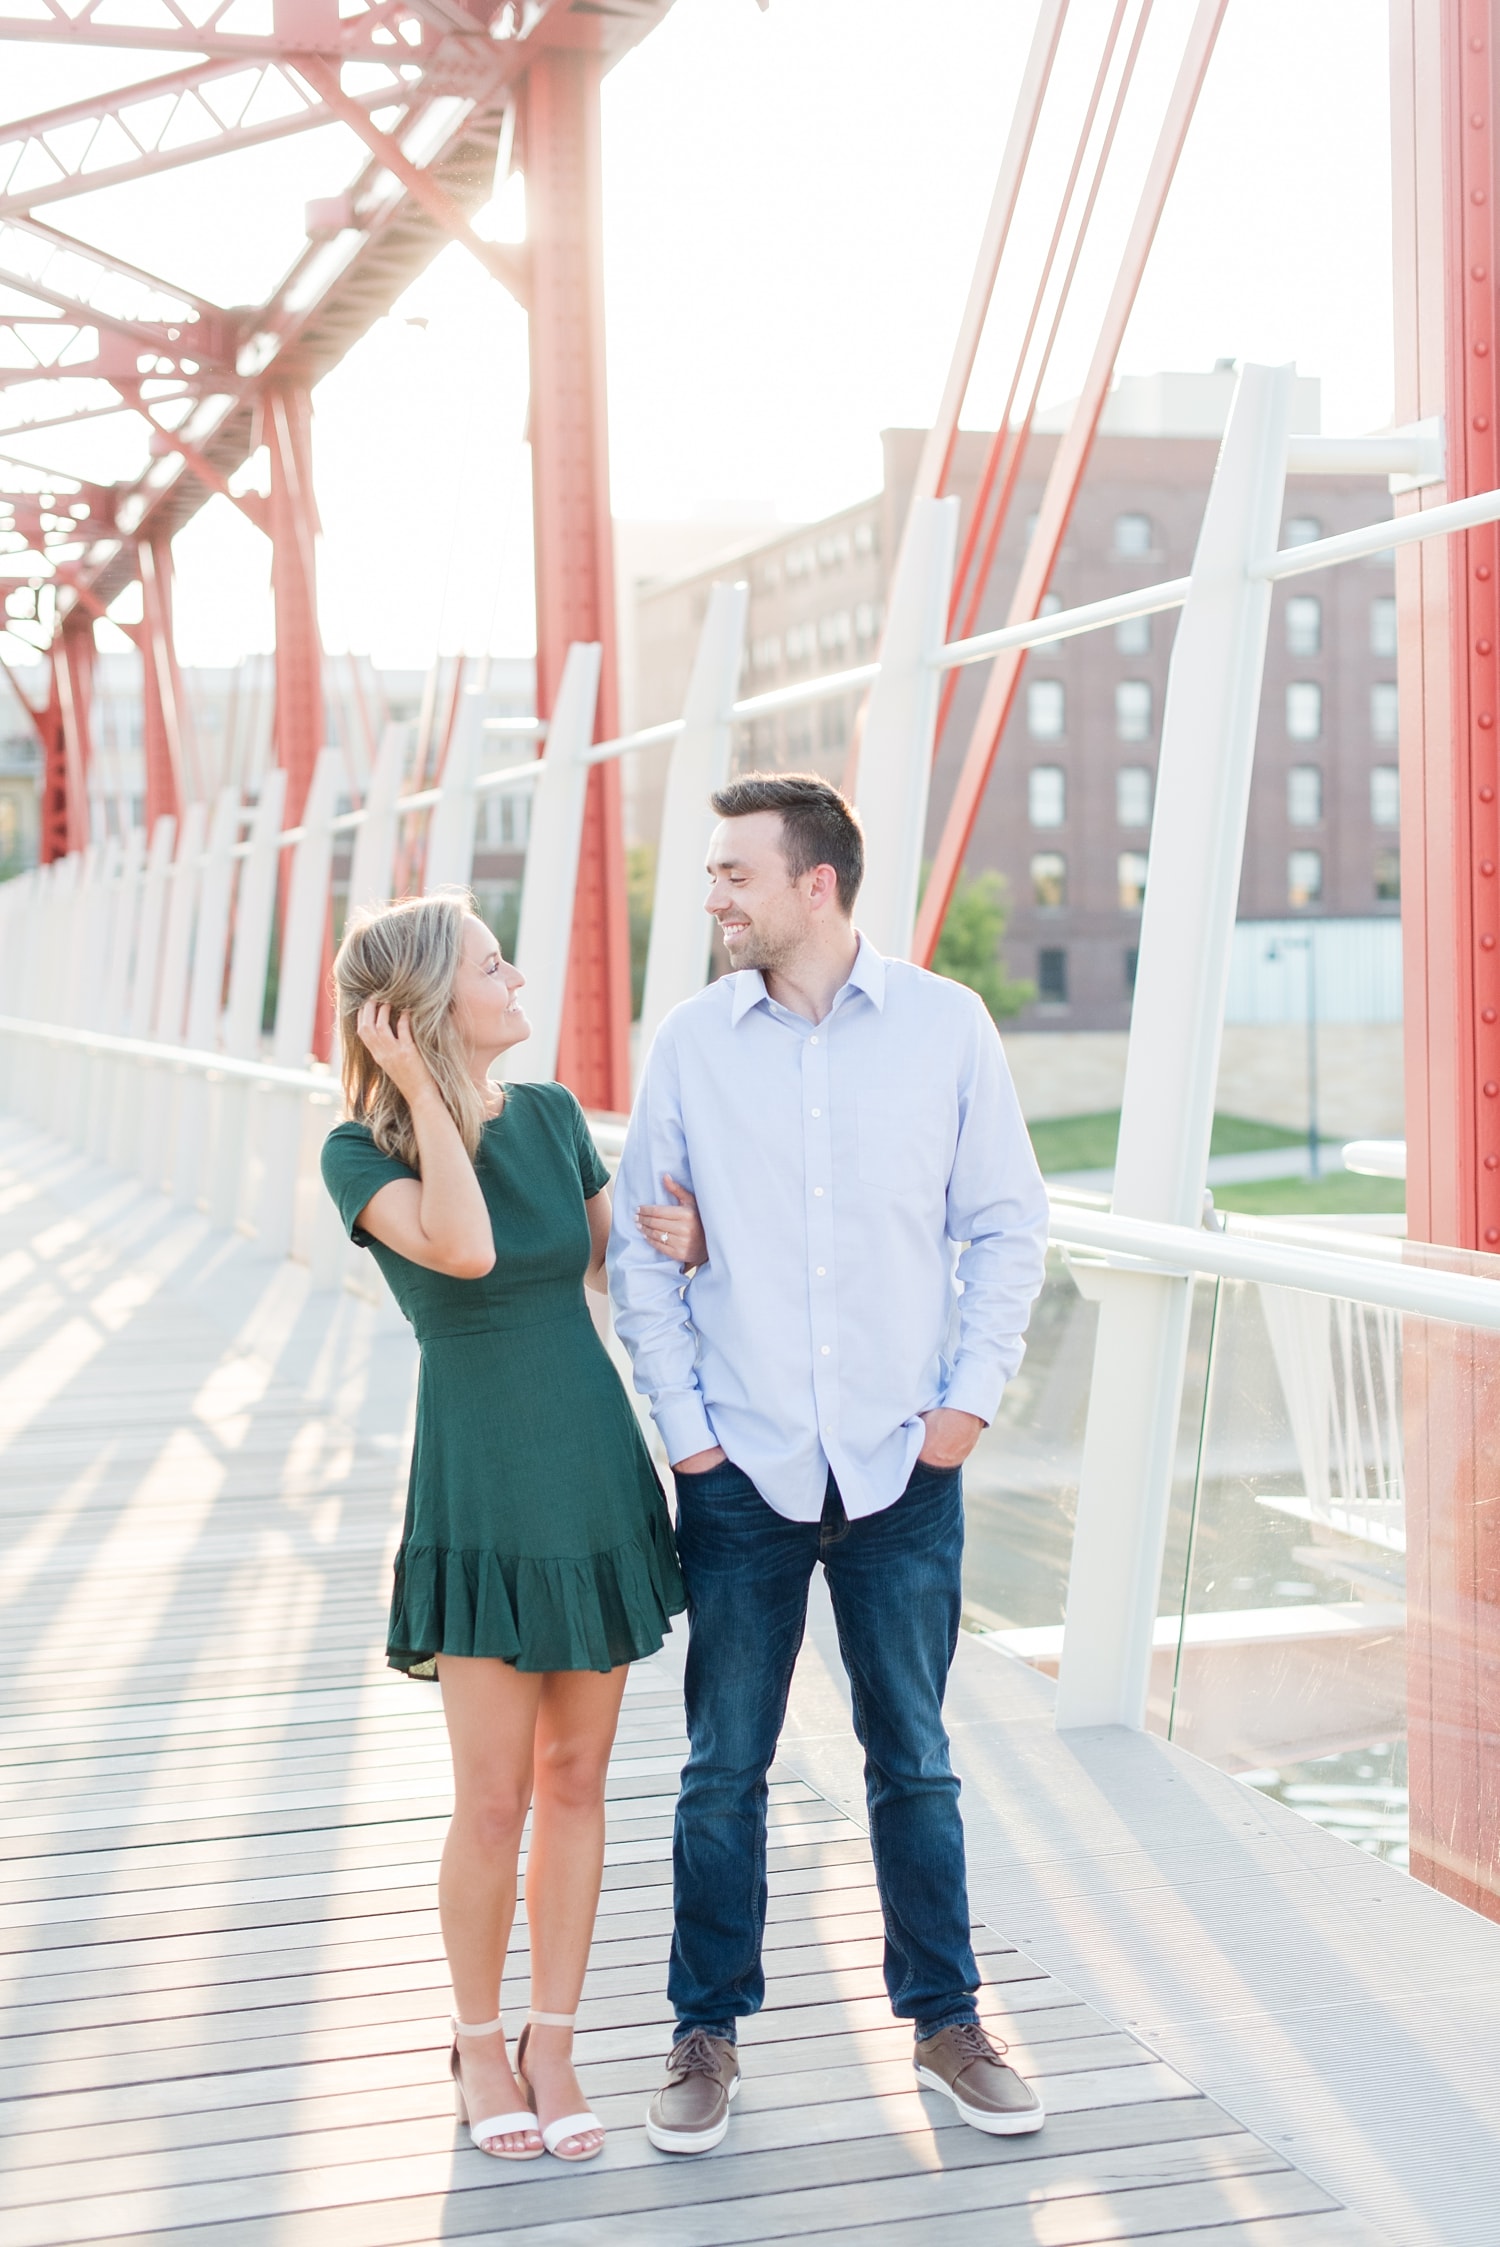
914, 2021, 1045, 2135
645, 2029, 740, 2154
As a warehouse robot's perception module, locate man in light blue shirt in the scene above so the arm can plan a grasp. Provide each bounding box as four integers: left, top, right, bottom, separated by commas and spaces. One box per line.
609, 773, 1050, 2152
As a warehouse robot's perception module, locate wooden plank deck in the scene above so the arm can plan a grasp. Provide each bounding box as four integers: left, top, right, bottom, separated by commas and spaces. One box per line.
0, 1120, 1381, 2246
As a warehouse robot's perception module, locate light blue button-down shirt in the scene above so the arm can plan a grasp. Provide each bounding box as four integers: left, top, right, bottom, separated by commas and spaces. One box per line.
608, 937, 1050, 1524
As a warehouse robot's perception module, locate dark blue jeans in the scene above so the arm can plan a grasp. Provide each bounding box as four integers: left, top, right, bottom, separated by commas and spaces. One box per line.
668, 1455, 980, 2044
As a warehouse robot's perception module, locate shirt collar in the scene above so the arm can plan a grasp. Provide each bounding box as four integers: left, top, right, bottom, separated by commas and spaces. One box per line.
728, 932, 887, 1027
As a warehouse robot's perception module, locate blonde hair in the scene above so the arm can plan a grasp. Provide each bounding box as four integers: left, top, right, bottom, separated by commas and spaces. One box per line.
333, 891, 490, 1170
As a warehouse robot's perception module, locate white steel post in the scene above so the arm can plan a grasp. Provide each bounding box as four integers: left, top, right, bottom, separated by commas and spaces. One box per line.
1055, 363, 1294, 1732
114, 817, 175, 1171
852, 497, 961, 959
257, 746, 342, 1257
506, 642, 602, 1086
638, 581, 748, 1060
174, 788, 240, 1207
89, 826, 143, 1161
211, 768, 286, 1232
140, 802, 206, 1189
346, 726, 404, 915
424, 724, 480, 895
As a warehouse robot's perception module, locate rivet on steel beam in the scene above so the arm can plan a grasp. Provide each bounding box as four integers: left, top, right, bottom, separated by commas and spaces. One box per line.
1473, 187, 1489, 204
1480, 637, 1494, 654
1479, 341, 1492, 357
1483, 861, 1497, 875
1486, 1006, 1499, 1021
1480, 713, 1495, 727
1487, 1154, 1500, 1170
1487, 1228, 1500, 1245
1483, 784, 1497, 801
1476, 264, 1491, 280
1484, 939, 1499, 954
1477, 564, 1493, 580
1475, 415, 1491, 431
1486, 1078, 1500, 1091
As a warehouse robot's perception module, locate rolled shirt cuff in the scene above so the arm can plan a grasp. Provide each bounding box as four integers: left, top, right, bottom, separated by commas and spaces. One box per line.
941, 1351, 1020, 1426
654, 1391, 718, 1468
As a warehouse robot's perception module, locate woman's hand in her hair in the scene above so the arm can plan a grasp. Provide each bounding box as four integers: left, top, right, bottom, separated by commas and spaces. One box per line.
637, 1175, 708, 1269
356, 1001, 435, 1106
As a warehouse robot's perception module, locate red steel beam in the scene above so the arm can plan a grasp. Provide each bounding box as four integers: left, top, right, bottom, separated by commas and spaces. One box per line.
265, 384, 324, 831
913, 0, 1228, 967
1390, 0, 1500, 1922
522, 43, 632, 1113
54, 613, 94, 854
138, 533, 185, 831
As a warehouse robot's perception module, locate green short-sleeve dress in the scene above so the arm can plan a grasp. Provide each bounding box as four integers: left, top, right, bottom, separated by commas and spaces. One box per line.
320, 1081, 683, 1676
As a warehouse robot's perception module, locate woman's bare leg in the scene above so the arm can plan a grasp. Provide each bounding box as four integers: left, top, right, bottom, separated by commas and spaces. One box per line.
436, 1653, 544, 2155
521, 1664, 631, 2156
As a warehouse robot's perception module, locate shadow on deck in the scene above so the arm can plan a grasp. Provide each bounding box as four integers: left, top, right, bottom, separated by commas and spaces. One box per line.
0, 1119, 1493, 2246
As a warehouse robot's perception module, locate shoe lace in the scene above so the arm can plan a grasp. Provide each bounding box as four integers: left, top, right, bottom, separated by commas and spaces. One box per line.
948, 2021, 1009, 2065
669, 2028, 728, 2079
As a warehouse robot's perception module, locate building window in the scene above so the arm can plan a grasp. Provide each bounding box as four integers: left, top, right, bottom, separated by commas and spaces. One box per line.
818, 610, 852, 653
1371, 681, 1399, 745
1117, 851, 1148, 910
751, 634, 781, 672
1371, 595, 1397, 657
1039, 590, 1062, 616
1284, 515, 1321, 547
1124, 946, 1138, 993
1114, 612, 1151, 655
760, 560, 781, 591
1287, 764, 1323, 827
1030, 851, 1067, 909
853, 601, 882, 642
1028, 765, 1066, 828
854, 519, 877, 555
1037, 947, 1069, 1002
1115, 679, 1152, 742
1374, 847, 1400, 902
1286, 681, 1323, 740
1114, 511, 1152, 557
820, 698, 848, 754
1371, 764, 1399, 827
784, 622, 816, 664
1287, 849, 1323, 907
1027, 679, 1066, 739
786, 546, 815, 578
1116, 765, 1152, 828
1285, 594, 1321, 656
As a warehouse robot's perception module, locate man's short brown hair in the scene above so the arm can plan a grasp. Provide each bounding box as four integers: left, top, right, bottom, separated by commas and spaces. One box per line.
709, 772, 865, 914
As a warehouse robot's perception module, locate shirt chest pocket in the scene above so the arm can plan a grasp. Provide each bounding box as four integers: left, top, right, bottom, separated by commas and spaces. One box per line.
855, 1088, 953, 1197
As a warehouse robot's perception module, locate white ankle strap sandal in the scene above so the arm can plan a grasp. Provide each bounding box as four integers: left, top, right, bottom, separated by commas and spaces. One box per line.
449, 2014, 542, 2159
515, 2009, 604, 2160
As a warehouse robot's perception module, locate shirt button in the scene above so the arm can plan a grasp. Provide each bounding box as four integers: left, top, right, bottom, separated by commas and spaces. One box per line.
816, 1265, 826, 1276
813, 1186, 824, 1197
820, 1345, 830, 1356
810, 1035, 819, 1045
811, 1107, 820, 1117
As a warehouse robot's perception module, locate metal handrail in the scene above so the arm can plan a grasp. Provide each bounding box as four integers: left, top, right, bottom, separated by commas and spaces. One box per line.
3, 1009, 1496, 1333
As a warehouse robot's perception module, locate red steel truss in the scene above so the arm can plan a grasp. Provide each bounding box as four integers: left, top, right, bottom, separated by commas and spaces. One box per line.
1390, 0, 1500, 1922
0, 0, 670, 1107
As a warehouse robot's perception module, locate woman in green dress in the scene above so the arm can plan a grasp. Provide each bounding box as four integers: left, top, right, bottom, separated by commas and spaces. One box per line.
321, 892, 690, 2166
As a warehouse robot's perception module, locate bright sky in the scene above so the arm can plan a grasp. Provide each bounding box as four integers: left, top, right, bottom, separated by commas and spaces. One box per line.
4, 0, 1394, 670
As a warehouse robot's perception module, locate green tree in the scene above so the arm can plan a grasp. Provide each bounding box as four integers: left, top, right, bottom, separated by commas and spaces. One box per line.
931, 869, 1034, 1021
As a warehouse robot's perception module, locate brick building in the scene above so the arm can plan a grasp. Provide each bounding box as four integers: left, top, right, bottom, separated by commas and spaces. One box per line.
627, 371, 1401, 1034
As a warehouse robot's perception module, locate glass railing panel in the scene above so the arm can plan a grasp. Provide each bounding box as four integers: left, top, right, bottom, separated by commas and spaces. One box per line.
960, 1246, 1097, 1636
1165, 1267, 1410, 1860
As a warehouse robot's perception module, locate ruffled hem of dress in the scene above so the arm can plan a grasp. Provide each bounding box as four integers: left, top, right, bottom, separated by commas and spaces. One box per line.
386, 1510, 685, 1677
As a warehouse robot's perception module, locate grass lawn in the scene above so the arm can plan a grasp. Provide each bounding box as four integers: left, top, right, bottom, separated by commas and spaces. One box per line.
1211, 1171, 1406, 1219
1027, 1109, 1307, 1175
